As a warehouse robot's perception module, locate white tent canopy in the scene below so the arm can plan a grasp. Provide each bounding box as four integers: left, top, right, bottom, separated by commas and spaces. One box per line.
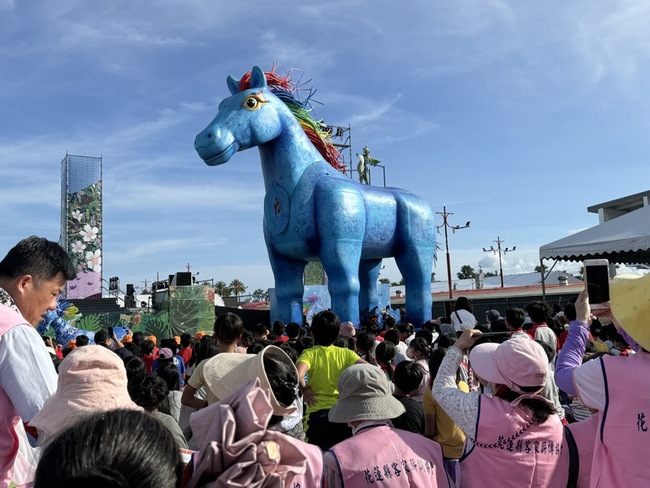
539, 205, 650, 264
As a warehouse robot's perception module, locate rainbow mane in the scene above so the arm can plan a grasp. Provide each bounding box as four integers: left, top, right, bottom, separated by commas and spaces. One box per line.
238, 68, 346, 173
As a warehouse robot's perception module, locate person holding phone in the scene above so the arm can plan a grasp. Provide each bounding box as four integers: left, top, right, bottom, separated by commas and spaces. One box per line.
555, 275, 650, 486
432, 330, 567, 487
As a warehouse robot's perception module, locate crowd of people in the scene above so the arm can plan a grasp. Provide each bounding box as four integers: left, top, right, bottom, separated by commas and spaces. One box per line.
1, 235, 649, 487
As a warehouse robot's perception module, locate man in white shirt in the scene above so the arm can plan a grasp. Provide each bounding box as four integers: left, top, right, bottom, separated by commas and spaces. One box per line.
0, 236, 76, 486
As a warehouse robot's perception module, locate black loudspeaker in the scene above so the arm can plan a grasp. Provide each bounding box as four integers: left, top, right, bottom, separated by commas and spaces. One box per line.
175, 272, 192, 286
126, 284, 135, 296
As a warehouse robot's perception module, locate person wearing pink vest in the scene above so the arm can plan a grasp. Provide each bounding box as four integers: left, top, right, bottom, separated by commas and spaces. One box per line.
433, 331, 568, 487
324, 364, 452, 487
556, 280, 650, 487
564, 413, 599, 488
0, 237, 76, 487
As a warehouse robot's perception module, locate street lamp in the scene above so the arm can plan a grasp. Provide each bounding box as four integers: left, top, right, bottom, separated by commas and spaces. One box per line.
436, 205, 470, 299
483, 236, 516, 288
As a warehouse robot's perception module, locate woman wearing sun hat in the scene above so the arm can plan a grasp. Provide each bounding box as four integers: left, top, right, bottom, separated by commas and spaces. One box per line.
556, 278, 650, 487
29, 345, 142, 446
432, 333, 568, 487
324, 364, 450, 487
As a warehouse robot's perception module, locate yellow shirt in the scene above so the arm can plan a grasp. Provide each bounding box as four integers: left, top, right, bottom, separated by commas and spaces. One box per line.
423, 381, 469, 459
297, 345, 359, 414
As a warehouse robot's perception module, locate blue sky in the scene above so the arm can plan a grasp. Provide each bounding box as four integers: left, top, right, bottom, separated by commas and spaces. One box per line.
2, 1, 650, 295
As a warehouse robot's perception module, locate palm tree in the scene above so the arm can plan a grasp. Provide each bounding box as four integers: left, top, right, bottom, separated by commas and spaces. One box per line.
229, 279, 247, 301
214, 281, 231, 297
252, 288, 266, 301
457, 265, 476, 280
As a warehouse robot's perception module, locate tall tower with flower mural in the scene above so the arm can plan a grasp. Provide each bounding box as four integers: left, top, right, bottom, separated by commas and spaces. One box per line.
60, 154, 103, 299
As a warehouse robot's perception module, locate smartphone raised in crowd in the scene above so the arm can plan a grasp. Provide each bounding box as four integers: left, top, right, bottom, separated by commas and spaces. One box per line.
584, 258, 610, 304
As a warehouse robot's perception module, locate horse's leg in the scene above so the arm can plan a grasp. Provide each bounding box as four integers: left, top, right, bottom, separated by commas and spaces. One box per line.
268, 247, 307, 325
320, 239, 362, 326
394, 197, 436, 327
359, 259, 383, 316
395, 246, 435, 326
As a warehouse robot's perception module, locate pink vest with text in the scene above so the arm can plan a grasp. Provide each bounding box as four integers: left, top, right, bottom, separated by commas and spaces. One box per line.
460, 395, 568, 488
0, 305, 30, 487
287, 440, 323, 488
590, 352, 650, 487
329, 424, 450, 487
566, 413, 598, 488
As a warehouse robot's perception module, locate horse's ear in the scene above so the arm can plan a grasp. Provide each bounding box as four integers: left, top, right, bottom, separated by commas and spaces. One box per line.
250, 66, 268, 89
226, 75, 240, 95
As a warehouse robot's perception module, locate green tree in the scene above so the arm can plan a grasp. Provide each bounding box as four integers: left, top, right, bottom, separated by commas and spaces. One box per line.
431, 272, 436, 282
214, 281, 231, 297
534, 264, 548, 274
484, 271, 498, 277
379, 278, 391, 284
252, 288, 267, 301
457, 265, 476, 280
304, 262, 326, 285
229, 279, 247, 300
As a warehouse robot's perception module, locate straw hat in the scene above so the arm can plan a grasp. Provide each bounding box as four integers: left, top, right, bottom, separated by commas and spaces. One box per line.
469, 338, 548, 392
328, 364, 405, 423
203, 346, 298, 416
29, 345, 141, 443
610, 273, 650, 351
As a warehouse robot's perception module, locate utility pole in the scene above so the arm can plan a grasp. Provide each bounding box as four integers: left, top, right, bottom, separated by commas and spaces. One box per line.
436, 206, 470, 299
483, 236, 516, 288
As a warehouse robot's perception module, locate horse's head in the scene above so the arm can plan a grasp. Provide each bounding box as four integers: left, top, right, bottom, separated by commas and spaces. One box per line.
194, 66, 284, 166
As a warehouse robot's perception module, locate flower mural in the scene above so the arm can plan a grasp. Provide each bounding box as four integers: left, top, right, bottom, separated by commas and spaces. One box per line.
85, 249, 102, 273
80, 224, 99, 242
71, 241, 86, 254
66, 180, 102, 299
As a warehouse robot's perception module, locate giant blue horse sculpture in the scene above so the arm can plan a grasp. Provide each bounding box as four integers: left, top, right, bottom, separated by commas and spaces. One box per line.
195, 66, 435, 326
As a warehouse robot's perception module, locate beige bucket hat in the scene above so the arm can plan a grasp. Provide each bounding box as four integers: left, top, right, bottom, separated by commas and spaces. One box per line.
203, 345, 298, 415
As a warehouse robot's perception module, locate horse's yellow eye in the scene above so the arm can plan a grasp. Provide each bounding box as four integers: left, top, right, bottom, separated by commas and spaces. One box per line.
243, 94, 266, 111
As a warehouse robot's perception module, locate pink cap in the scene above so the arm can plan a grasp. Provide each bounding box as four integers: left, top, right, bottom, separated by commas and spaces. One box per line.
470, 338, 548, 392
